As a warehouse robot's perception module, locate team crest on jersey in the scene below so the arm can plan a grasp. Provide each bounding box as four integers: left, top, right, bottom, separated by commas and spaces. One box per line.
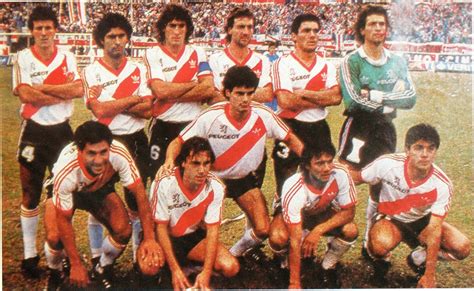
360, 76, 370, 85
189, 59, 197, 69
290, 68, 296, 77
30, 63, 36, 71
95, 73, 102, 83
220, 125, 228, 134
131, 74, 140, 84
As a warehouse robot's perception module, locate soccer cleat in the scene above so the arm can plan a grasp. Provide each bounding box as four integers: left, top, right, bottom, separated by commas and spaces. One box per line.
46, 268, 65, 291
92, 263, 114, 289
21, 255, 42, 279
370, 259, 391, 287
90, 257, 100, 279
322, 267, 341, 289
406, 253, 425, 279
62, 257, 70, 276
361, 246, 372, 261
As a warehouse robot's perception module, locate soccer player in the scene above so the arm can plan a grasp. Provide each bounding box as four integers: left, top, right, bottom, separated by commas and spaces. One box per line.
151, 137, 239, 290
269, 142, 357, 289
209, 7, 273, 103
337, 5, 417, 254
352, 124, 470, 287
163, 66, 304, 257
82, 13, 153, 265
144, 4, 215, 181
12, 5, 83, 278
43, 121, 164, 289
271, 13, 341, 211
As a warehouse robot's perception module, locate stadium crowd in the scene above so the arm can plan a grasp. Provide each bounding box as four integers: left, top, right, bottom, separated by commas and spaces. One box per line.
0, 1, 472, 44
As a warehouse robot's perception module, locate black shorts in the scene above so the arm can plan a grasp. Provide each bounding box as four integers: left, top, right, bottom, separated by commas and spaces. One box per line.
72, 173, 120, 211
17, 119, 73, 172
148, 119, 190, 179
223, 154, 267, 200
171, 228, 206, 265
338, 110, 396, 170
375, 213, 431, 248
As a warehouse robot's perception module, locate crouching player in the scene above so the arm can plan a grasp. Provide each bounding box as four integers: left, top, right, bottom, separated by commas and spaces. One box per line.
44, 121, 164, 289
269, 142, 357, 289
151, 137, 239, 290
352, 123, 471, 287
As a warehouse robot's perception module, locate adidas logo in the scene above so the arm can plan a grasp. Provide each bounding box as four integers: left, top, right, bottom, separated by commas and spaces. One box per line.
189, 59, 197, 68
131, 75, 140, 84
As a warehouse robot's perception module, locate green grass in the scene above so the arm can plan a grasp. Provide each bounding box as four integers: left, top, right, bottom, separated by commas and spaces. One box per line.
1, 66, 473, 288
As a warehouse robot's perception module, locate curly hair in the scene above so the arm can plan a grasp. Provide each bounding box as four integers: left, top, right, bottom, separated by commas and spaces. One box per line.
175, 137, 215, 174
224, 7, 254, 43
28, 6, 59, 30
290, 13, 321, 34
156, 4, 194, 44
354, 5, 390, 44
93, 13, 132, 49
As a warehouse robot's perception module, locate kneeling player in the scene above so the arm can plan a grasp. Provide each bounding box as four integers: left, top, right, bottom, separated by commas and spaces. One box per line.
269, 142, 358, 289
151, 137, 239, 290
43, 121, 163, 289
352, 124, 471, 288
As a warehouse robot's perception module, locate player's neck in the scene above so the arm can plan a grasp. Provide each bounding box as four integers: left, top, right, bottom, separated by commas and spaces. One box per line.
307, 172, 327, 189
182, 175, 201, 193
406, 164, 431, 184
164, 43, 184, 57
35, 45, 55, 61
228, 43, 250, 63
229, 107, 249, 122
294, 48, 316, 66
103, 54, 125, 70
362, 42, 384, 60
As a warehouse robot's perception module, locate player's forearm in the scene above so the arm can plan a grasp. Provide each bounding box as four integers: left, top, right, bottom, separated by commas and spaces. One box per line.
420, 218, 443, 277
126, 97, 153, 119
157, 224, 182, 273
285, 133, 304, 157
382, 89, 416, 109
313, 207, 355, 235
132, 184, 156, 241
171, 77, 215, 102
56, 211, 82, 266
34, 80, 84, 100
164, 138, 183, 168
17, 85, 64, 106
150, 80, 197, 101
253, 85, 273, 103
288, 224, 303, 286
89, 96, 141, 118
202, 225, 219, 274
276, 91, 317, 111
300, 86, 342, 107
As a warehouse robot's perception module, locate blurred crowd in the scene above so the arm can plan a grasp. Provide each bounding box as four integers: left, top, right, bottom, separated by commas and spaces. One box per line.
0, 2, 471, 44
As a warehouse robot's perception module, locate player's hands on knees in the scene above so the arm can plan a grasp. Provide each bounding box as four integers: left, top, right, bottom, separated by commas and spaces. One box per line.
139, 239, 165, 269
192, 270, 212, 291
171, 269, 191, 291
302, 230, 321, 258
69, 263, 90, 288
417, 274, 436, 288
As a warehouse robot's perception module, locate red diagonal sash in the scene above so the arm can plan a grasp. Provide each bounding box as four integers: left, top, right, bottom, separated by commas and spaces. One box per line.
213, 116, 266, 171
98, 67, 140, 126
378, 189, 438, 216
312, 180, 339, 210
171, 191, 214, 237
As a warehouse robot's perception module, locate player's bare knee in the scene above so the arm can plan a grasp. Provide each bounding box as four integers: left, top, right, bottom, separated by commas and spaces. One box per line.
269, 229, 288, 250
45, 229, 62, 249
453, 236, 471, 260
217, 255, 240, 278
341, 222, 358, 241
112, 222, 132, 245
254, 223, 270, 239
369, 238, 391, 258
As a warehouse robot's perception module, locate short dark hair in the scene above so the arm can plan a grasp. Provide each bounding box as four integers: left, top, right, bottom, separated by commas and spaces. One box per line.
354, 5, 390, 44
222, 66, 259, 93
156, 4, 194, 44
224, 7, 254, 43
405, 123, 440, 149
28, 6, 59, 30
300, 142, 336, 170
291, 13, 321, 35
93, 13, 132, 49
175, 137, 215, 173
74, 121, 113, 151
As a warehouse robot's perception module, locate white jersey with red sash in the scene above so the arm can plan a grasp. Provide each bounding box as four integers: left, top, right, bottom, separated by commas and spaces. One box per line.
143, 45, 211, 122
51, 140, 141, 215
150, 168, 224, 237
282, 163, 357, 224
272, 52, 338, 122
209, 48, 271, 91
179, 102, 290, 179
12, 46, 80, 125
82, 58, 152, 135
361, 153, 453, 223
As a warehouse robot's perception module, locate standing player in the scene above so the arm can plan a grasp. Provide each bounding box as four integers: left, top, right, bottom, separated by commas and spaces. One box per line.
337, 5, 417, 255
163, 66, 304, 257
143, 4, 215, 181
352, 124, 470, 287
12, 5, 83, 277
271, 13, 341, 215
209, 7, 272, 103
82, 13, 153, 265
269, 142, 357, 289
151, 137, 239, 290
43, 121, 164, 289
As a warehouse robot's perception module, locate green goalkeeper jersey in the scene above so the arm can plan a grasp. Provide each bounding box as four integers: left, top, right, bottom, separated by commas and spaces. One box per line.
339, 47, 416, 116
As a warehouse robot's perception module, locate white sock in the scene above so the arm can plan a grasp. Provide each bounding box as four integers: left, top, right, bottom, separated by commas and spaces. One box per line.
130, 214, 142, 263
363, 197, 378, 247
21, 205, 40, 259
44, 242, 64, 270
410, 247, 458, 266
100, 236, 126, 267
322, 238, 355, 270
229, 228, 263, 257
88, 214, 103, 259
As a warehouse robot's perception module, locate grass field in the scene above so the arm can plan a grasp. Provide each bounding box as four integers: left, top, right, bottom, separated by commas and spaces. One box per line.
1, 66, 473, 289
